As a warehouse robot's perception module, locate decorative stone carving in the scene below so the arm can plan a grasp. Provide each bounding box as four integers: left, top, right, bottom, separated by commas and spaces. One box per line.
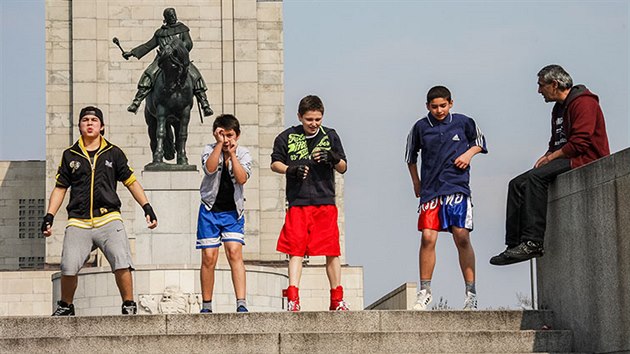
138, 286, 201, 314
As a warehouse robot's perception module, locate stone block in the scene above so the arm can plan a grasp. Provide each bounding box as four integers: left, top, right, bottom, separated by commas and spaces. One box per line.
148, 270, 165, 294
235, 61, 258, 83
538, 148, 630, 353
133, 271, 149, 295
130, 6, 154, 20
258, 49, 282, 65
73, 83, 98, 104
73, 18, 97, 40
3, 279, 33, 295
72, 40, 97, 61
234, 1, 257, 20
257, 3, 282, 23
234, 19, 257, 40
73, 60, 97, 82
258, 90, 283, 106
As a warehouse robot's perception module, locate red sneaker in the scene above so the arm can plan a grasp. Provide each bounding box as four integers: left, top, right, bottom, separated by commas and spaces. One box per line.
329, 285, 350, 311
283, 286, 300, 312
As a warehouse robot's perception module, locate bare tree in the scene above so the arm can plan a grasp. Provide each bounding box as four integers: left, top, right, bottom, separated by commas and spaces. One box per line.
516, 292, 533, 310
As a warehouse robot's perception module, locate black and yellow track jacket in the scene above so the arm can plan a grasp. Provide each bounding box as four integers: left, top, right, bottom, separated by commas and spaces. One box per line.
55, 137, 136, 229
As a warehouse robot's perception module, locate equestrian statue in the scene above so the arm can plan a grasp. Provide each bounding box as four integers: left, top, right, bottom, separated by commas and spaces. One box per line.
115, 7, 212, 170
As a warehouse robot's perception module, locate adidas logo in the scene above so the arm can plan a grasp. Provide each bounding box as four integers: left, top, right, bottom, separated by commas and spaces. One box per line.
452, 134, 460, 141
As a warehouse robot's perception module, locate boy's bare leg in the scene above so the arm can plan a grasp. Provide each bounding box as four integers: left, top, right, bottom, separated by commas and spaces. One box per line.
114, 268, 134, 301
452, 226, 475, 283
60, 275, 78, 304
200, 248, 220, 301
419, 229, 439, 280
225, 242, 246, 299
325, 256, 341, 288
288, 256, 303, 286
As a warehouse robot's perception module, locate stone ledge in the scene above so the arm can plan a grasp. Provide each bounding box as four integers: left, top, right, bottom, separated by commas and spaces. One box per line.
0, 330, 573, 353
0, 310, 560, 339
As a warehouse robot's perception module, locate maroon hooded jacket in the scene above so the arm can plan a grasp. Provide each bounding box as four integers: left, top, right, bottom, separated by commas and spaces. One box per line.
548, 84, 610, 168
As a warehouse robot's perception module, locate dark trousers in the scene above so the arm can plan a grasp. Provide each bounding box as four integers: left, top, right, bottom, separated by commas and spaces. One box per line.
505, 158, 571, 246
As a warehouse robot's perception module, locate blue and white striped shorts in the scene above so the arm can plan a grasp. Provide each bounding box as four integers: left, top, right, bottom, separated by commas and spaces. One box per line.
196, 205, 245, 249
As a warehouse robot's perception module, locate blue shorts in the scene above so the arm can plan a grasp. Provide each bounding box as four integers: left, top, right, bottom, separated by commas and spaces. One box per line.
418, 193, 473, 232
196, 206, 245, 249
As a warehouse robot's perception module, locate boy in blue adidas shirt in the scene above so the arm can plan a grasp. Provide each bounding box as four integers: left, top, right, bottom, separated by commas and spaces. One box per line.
405, 86, 487, 310
197, 114, 252, 313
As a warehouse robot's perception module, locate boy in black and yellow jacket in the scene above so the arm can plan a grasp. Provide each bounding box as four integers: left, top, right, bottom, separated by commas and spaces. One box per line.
42, 106, 158, 316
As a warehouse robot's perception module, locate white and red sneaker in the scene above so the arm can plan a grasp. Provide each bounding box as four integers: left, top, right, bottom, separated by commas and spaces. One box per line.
329, 286, 350, 311
283, 286, 300, 312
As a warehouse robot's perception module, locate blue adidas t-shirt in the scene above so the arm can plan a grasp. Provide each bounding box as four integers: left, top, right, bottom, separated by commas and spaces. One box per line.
405, 112, 487, 204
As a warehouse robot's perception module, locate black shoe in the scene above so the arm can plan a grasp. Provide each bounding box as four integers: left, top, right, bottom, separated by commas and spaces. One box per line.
490, 249, 521, 266
491, 241, 544, 266
490, 246, 512, 265
236, 305, 249, 313
122, 300, 137, 315
52, 300, 75, 316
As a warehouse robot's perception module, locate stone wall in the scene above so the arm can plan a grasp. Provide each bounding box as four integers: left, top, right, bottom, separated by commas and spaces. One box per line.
0, 161, 46, 270
365, 282, 417, 310
0, 271, 56, 316
538, 147, 630, 353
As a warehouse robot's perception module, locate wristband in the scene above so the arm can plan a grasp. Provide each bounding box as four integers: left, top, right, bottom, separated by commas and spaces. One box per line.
142, 203, 157, 223
41, 213, 54, 233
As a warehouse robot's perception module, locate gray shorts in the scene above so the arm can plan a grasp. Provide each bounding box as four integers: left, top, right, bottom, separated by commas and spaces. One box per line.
61, 220, 135, 276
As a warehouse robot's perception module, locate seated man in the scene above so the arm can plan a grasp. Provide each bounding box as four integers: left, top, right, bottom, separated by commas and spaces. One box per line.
490, 64, 610, 266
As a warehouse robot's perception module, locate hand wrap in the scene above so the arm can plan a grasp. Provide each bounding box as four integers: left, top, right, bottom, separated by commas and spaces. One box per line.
142, 203, 157, 223
41, 213, 54, 233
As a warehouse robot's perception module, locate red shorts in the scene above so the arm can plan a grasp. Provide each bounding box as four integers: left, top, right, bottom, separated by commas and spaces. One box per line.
276, 205, 340, 257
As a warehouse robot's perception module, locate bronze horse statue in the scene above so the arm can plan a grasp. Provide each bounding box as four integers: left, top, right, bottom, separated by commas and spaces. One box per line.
144, 37, 194, 168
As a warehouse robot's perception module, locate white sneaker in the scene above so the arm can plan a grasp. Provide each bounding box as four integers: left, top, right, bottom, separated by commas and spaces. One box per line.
413, 289, 433, 310
287, 299, 300, 312
463, 291, 477, 310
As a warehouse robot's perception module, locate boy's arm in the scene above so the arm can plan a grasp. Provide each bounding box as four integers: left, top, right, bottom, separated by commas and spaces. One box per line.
228, 140, 249, 185
456, 117, 487, 169
271, 161, 287, 174
407, 163, 421, 198
334, 159, 347, 174
126, 180, 158, 229
41, 186, 68, 237
205, 129, 226, 173
454, 146, 483, 170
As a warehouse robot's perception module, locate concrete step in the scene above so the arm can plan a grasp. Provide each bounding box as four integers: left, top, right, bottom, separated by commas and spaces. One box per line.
0, 331, 573, 353
0, 310, 557, 338
0, 311, 573, 353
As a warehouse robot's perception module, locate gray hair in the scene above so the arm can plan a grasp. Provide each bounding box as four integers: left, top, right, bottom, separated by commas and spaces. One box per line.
538, 64, 573, 90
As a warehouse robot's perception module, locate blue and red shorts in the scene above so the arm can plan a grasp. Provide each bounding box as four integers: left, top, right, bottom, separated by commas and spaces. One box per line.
418, 193, 473, 231
276, 205, 340, 257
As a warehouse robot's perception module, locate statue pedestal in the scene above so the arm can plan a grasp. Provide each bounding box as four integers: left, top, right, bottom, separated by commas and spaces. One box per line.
133, 169, 202, 265
144, 163, 197, 172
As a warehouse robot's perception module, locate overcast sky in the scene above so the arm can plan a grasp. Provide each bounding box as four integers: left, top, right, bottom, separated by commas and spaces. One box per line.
1, 0, 629, 308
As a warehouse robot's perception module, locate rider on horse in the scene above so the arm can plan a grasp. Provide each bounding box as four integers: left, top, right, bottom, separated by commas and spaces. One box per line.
122, 8, 213, 117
